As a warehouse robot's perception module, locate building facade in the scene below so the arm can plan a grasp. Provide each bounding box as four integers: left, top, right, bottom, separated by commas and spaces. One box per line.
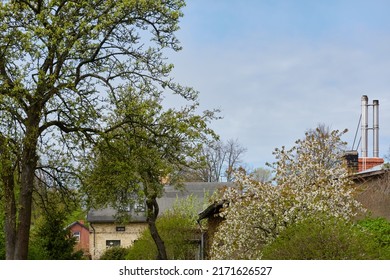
66, 220, 90, 258
87, 182, 229, 259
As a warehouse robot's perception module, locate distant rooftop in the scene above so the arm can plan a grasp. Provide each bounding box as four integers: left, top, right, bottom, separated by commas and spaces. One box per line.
87, 182, 234, 223
357, 163, 385, 174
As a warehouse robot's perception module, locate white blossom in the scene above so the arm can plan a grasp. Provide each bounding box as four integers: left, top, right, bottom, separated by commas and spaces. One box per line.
209, 128, 365, 259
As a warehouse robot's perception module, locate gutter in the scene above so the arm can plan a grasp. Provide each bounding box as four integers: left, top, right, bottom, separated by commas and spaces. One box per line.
197, 220, 205, 260
89, 223, 96, 259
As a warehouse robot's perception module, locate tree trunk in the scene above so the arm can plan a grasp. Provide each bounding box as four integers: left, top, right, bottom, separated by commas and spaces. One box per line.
146, 197, 167, 260
13, 114, 40, 260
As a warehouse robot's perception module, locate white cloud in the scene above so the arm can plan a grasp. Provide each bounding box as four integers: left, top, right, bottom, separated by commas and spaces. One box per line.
166, 3, 390, 168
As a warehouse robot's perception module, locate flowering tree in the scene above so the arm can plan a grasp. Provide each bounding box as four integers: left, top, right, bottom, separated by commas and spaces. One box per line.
209, 128, 364, 259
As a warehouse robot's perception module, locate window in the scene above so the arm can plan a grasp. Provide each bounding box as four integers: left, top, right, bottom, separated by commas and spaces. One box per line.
134, 202, 146, 212
73, 231, 80, 242
106, 240, 121, 248
116, 226, 125, 232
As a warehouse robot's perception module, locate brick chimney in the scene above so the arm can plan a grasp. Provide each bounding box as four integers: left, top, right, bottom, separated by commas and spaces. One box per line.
343, 150, 359, 173
358, 157, 384, 172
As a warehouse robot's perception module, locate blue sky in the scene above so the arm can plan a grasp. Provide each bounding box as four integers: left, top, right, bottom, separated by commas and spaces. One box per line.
167, 0, 390, 169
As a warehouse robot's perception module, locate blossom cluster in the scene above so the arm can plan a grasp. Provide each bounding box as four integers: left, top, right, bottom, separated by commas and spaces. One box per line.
209, 129, 364, 259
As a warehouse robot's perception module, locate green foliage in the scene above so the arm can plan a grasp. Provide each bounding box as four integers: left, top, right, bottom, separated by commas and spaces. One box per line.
100, 246, 130, 260
0, 181, 4, 259
82, 87, 217, 211
26, 177, 85, 260
261, 215, 381, 260
28, 209, 84, 260
0, 0, 198, 259
0, 212, 5, 260
358, 217, 390, 259
126, 195, 201, 260
0, 134, 19, 260
81, 84, 217, 260
125, 230, 158, 260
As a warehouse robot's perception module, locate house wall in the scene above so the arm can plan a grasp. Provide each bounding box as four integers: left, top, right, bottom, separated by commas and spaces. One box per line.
89, 222, 148, 259
355, 172, 390, 220
69, 223, 90, 256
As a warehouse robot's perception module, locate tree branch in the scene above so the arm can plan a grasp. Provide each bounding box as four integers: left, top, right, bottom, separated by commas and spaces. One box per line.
39, 120, 100, 135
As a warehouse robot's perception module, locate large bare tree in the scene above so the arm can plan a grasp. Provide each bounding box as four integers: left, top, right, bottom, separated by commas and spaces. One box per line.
186, 138, 247, 182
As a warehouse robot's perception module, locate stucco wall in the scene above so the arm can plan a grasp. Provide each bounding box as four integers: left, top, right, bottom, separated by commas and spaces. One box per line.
355, 172, 390, 220
89, 222, 148, 259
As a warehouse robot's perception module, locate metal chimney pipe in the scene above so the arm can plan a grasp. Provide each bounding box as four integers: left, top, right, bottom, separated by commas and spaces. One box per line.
373, 99, 379, 157
361, 95, 368, 158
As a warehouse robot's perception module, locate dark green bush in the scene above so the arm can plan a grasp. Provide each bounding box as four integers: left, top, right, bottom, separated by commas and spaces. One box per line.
262, 215, 381, 260
100, 246, 130, 260
28, 210, 84, 260
358, 217, 390, 259
126, 236, 156, 260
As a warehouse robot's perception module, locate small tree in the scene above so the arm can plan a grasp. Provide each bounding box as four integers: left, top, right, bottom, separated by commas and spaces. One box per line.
28, 209, 83, 260
83, 88, 216, 260
209, 127, 364, 259
126, 195, 202, 260
28, 174, 84, 260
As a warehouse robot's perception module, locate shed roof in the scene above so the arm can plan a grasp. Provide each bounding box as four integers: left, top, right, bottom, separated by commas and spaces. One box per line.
197, 200, 227, 222
351, 164, 389, 182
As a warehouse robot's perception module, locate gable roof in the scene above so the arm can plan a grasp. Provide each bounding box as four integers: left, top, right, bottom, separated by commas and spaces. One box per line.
65, 220, 89, 231
157, 182, 233, 214
87, 207, 147, 223
87, 182, 234, 223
